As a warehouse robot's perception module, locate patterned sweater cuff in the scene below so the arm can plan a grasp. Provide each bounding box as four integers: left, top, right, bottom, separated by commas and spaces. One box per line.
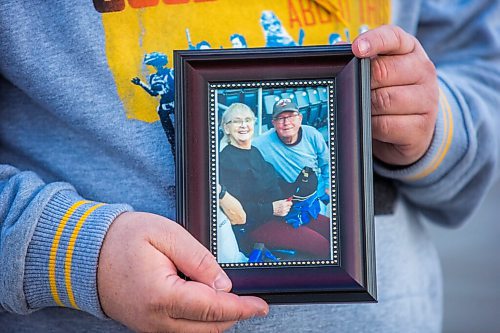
24, 190, 132, 318
374, 77, 469, 186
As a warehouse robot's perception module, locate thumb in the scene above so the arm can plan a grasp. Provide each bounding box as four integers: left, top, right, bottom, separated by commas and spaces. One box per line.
149, 215, 232, 292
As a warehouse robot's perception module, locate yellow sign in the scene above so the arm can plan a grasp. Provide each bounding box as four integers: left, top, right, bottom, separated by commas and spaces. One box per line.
98, 0, 390, 122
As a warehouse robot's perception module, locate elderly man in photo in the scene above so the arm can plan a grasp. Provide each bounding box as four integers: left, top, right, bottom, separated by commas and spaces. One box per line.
253, 98, 330, 206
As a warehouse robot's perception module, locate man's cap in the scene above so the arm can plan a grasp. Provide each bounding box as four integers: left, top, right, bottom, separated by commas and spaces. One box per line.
272, 98, 299, 118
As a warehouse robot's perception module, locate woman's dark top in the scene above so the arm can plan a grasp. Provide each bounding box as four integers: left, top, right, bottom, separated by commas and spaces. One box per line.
219, 144, 291, 230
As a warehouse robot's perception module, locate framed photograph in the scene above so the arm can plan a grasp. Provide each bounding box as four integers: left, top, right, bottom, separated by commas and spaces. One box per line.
174, 45, 375, 303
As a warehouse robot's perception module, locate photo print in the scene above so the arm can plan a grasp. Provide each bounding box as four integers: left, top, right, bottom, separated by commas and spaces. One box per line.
209, 80, 339, 268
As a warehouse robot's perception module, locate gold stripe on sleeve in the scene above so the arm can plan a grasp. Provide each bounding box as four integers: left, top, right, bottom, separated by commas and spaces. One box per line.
49, 200, 90, 307
64, 203, 106, 310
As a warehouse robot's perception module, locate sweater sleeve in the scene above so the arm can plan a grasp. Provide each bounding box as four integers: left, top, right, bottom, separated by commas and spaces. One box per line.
375, 0, 500, 226
0, 164, 132, 317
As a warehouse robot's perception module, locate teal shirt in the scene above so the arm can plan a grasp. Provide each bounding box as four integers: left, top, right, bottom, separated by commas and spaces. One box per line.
253, 125, 330, 195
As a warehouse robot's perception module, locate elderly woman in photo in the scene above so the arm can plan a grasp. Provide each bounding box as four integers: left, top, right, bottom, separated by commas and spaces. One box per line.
219, 102, 330, 259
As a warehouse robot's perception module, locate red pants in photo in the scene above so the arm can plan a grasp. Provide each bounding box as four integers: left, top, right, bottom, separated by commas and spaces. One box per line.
249, 214, 331, 259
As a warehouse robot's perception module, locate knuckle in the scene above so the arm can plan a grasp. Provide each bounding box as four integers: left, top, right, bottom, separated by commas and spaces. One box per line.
425, 60, 437, 79
373, 25, 413, 53
372, 88, 392, 111
375, 31, 387, 50
157, 227, 178, 257
370, 93, 381, 115
391, 25, 414, 52
148, 278, 179, 315
391, 25, 406, 41
411, 34, 422, 49
380, 25, 402, 50
431, 89, 439, 111
421, 113, 436, 135
427, 90, 439, 115
373, 115, 392, 138
194, 251, 217, 274
421, 82, 439, 115
390, 25, 406, 37
371, 57, 391, 85
417, 50, 436, 75
416, 114, 430, 132
200, 303, 225, 322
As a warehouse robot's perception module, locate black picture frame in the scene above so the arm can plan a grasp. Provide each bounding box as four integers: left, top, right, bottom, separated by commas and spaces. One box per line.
174, 45, 376, 303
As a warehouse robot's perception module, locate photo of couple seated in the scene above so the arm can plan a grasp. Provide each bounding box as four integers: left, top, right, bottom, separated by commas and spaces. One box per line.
215, 85, 335, 265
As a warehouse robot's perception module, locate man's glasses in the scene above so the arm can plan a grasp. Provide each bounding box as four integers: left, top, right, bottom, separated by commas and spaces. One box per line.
226, 117, 254, 126
273, 113, 299, 124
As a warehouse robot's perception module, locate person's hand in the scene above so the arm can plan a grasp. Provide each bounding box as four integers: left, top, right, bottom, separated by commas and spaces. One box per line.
272, 199, 292, 216
131, 77, 141, 85
352, 25, 439, 166
97, 212, 268, 333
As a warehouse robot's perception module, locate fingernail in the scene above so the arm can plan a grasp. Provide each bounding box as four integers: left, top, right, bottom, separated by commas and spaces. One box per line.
250, 299, 269, 317
213, 273, 231, 291
256, 305, 269, 317
358, 39, 371, 55
257, 308, 269, 317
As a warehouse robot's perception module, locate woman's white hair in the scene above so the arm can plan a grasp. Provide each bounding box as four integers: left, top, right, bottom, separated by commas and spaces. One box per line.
220, 103, 256, 144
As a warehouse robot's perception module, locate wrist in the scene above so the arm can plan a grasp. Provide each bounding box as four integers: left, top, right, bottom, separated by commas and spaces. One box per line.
24, 190, 132, 318
218, 185, 227, 200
